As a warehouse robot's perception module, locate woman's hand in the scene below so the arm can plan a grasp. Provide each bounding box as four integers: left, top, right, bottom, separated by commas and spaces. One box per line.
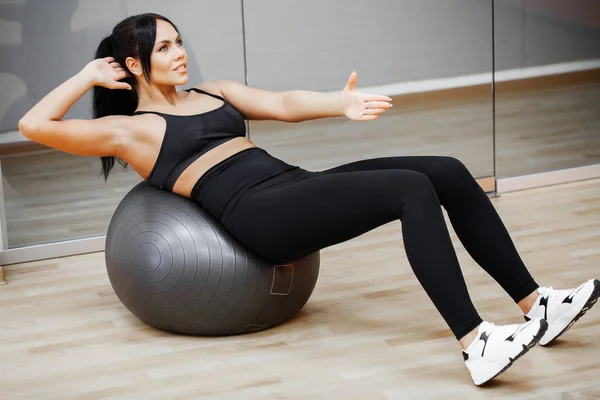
340, 71, 392, 121
83, 57, 132, 90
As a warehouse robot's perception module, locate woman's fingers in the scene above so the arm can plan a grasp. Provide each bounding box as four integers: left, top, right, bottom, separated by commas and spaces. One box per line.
365, 101, 392, 109
113, 66, 130, 77
109, 61, 127, 71
117, 70, 130, 81
344, 93, 392, 121
360, 114, 378, 121
365, 94, 392, 102
363, 108, 387, 115
109, 81, 132, 90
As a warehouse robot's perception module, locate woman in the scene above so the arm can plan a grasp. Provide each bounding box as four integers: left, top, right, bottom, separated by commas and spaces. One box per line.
18, 13, 599, 386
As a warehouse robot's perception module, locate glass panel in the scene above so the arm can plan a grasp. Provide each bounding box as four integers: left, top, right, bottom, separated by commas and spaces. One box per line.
0, 0, 246, 248
494, 0, 600, 178
243, 0, 494, 177
1, 150, 141, 248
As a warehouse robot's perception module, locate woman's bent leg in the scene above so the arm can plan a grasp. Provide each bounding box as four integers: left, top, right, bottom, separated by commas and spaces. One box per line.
317, 156, 539, 303
228, 169, 482, 340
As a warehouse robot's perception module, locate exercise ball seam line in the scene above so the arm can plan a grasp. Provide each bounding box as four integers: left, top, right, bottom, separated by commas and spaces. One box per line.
125, 219, 217, 312
123, 227, 179, 291
163, 201, 227, 321
121, 221, 180, 285
189, 225, 249, 327
179, 211, 234, 324
202, 239, 253, 327
134, 242, 162, 272
117, 215, 210, 308
124, 201, 232, 321
143, 197, 251, 320
116, 216, 215, 315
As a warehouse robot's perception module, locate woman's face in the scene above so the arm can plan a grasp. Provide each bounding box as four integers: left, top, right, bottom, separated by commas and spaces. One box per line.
146, 19, 188, 86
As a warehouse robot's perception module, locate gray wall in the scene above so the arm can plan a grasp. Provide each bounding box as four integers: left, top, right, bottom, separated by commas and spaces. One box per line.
1, 0, 599, 130
495, 0, 600, 70
245, 0, 600, 91
244, 0, 494, 91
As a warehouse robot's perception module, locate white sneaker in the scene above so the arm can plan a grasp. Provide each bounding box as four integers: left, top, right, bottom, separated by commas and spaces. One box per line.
463, 319, 547, 386
525, 279, 600, 346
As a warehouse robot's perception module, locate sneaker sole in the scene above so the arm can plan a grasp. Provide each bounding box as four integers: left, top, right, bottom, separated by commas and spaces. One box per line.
541, 279, 600, 346
476, 319, 548, 386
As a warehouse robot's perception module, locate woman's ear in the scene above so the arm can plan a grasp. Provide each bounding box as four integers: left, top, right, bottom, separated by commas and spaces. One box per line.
125, 57, 143, 77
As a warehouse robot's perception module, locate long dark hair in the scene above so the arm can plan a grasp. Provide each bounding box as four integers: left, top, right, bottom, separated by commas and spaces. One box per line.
92, 13, 180, 181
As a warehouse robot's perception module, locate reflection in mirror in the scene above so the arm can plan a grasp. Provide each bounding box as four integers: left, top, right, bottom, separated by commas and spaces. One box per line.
494, 0, 600, 178
1, 148, 141, 248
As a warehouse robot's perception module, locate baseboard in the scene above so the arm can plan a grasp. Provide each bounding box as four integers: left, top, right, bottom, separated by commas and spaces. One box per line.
365, 58, 600, 98
497, 164, 600, 193
0, 236, 105, 266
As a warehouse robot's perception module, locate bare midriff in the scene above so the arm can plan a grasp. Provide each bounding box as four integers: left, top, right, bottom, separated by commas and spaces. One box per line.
170, 136, 257, 198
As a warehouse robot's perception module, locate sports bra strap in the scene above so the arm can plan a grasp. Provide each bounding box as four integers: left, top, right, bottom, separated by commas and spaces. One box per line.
132, 87, 226, 116
132, 110, 163, 116
186, 87, 226, 102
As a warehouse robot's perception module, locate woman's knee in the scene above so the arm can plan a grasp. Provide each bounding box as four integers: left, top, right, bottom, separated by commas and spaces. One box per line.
426, 157, 477, 200
388, 170, 442, 219
390, 170, 438, 203
435, 156, 473, 182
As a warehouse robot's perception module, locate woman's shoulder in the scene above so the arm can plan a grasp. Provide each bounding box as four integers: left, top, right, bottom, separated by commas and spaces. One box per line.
192, 80, 240, 97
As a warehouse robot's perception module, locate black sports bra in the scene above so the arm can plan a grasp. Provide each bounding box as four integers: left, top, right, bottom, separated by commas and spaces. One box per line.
133, 88, 246, 190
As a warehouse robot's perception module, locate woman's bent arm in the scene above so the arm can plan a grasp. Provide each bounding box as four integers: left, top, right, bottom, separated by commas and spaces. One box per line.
18, 69, 128, 158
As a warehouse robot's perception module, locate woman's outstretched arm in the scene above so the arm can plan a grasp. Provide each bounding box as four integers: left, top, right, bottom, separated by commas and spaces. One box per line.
207, 71, 393, 123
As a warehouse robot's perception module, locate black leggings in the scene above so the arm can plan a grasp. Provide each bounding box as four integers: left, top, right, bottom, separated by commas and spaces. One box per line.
225, 155, 539, 340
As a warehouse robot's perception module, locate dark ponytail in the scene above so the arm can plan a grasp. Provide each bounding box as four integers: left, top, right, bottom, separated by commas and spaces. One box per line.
92, 13, 180, 181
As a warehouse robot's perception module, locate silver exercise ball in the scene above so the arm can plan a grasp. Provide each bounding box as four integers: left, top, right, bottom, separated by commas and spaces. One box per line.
105, 181, 320, 335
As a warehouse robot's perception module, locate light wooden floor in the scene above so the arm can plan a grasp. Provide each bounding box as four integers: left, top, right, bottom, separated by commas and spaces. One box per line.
1, 178, 599, 399
1, 81, 598, 248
